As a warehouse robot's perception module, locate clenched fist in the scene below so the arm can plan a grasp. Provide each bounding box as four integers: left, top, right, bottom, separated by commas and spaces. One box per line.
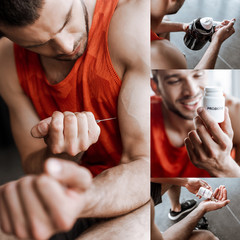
31, 111, 100, 156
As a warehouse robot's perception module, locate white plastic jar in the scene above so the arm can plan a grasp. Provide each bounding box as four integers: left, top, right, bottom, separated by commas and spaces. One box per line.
197, 187, 214, 200
203, 87, 225, 123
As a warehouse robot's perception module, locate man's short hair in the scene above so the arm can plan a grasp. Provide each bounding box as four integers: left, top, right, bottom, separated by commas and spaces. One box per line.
151, 70, 160, 84
0, 0, 44, 27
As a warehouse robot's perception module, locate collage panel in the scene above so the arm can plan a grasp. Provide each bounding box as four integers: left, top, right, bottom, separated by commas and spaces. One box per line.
154, 178, 240, 240
0, 0, 150, 239
151, 69, 240, 178
151, 0, 239, 69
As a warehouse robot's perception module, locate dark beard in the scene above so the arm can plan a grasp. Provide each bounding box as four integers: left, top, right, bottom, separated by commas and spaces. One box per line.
163, 99, 195, 120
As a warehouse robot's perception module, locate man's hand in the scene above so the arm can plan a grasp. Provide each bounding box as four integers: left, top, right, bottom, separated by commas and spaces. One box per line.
184, 178, 212, 195
0, 158, 92, 240
184, 107, 239, 177
183, 22, 191, 32
199, 185, 230, 213
212, 19, 235, 43
31, 111, 100, 156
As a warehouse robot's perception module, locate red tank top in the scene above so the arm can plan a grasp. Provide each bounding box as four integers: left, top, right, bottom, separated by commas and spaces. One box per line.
151, 30, 164, 41
14, 0, 122, 177
151, 96, 210, 177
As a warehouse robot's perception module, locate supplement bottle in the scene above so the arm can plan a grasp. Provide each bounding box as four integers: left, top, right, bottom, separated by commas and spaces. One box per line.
197, 187, 215, 200
184, 17, 215, 50
203, 87, 225, 123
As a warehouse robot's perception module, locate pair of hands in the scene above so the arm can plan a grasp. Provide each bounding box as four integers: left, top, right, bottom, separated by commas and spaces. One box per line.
184, 179, 230, 213
0, 158, 92, 240
184, 107, 237, 177
199, 185, 230, 213
31, 111, 100, 156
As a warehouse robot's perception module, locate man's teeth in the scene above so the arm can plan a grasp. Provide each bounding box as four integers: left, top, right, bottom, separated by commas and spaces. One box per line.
184, 99, 199, 106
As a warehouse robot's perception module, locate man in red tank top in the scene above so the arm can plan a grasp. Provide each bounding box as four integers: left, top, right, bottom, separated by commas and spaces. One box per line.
151, 69, 240, 178
0, 0, 150, 239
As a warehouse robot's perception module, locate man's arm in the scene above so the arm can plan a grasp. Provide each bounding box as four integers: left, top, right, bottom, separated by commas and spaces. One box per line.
152, 20, 188, 35
151, 178, 212, 195
162, 187, 229, 240
226, 96, 240, 164
77, 0, 151, 217
195, 19, 235, 69
0, 38, 48, 174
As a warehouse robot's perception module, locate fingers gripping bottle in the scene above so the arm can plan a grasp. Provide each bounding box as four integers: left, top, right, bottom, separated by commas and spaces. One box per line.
184, 17, 215, 50
203, 87, 225, 123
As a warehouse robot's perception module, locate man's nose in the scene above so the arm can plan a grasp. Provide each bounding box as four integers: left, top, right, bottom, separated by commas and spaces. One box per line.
182, 79, 198, 96
53, 31, 74, 54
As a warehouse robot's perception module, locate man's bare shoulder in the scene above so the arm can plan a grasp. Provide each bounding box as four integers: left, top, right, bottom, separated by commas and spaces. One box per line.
108, 0, 149, 78
226, 95, 240, 144
151, 40, 187, 69
0, 37, 14, 66
0, 38, 22, 104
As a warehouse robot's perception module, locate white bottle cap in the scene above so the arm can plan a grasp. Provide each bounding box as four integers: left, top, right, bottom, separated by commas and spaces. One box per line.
204, 87, 223, 97
200, 17, 213, 30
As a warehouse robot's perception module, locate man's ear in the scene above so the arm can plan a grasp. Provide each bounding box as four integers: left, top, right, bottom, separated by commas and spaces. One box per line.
151, 79, 161, 96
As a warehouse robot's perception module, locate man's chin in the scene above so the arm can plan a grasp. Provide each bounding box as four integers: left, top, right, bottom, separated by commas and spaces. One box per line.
172, 108, 196, 121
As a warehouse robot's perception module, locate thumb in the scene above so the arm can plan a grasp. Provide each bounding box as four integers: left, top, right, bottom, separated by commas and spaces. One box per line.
44, 158, 92, 191
31, 117, 52, 138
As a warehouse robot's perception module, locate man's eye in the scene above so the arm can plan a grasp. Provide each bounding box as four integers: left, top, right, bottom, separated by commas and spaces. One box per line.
167, 79, 181, 85
193, 71, 205, 79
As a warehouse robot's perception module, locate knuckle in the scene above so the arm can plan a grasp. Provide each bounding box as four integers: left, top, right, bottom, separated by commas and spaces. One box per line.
36, 175, 49, 189
51, 144, 63, 154
16, 176, 33, 193
188, 130, 195, 138
208, 122, 218, 132
84, 111, 94, 119
77, 112, 87, 119
79, 142, 89, 151
14, 227, 28, 240
66, 145, 78, 156
55, 215, 73, 232
51, 120, 63, 132
52, 111, 62, 117
196, 125, 205, 134
31, 224, 49, 240
1, 225, 12, 234
65, 114, 76, 123
221, 142, 227, 151
3, 183, 15, 198
207, 149, 217, 159
229, 129, 234, 139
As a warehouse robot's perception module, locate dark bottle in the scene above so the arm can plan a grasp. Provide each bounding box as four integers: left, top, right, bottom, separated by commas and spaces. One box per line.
184, 17, 215, 50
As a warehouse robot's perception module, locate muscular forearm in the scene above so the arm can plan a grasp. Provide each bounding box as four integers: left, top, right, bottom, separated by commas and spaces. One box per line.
151, 178, 188, 187
195, 38, 221, 69
210, 156, 240, 177
80, 158, 149, 218
163, 206, 205, 240
23, 148, 84, 174
152, 21, 185, 34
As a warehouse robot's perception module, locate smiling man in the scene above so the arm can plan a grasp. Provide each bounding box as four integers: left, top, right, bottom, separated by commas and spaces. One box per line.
0, 0, 150, 239
151, 69, 240, 178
